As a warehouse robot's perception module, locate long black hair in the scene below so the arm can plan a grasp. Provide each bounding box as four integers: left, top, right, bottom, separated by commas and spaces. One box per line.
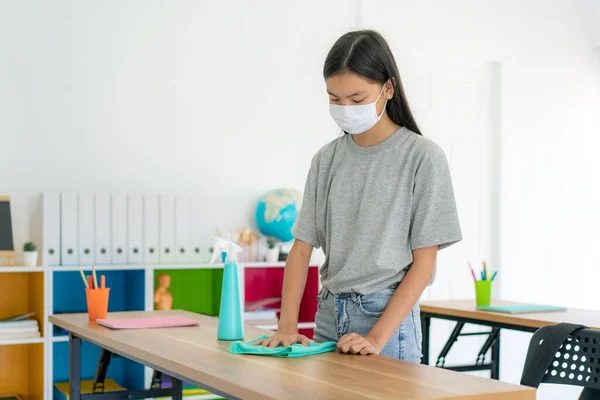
323, 30, 421, 135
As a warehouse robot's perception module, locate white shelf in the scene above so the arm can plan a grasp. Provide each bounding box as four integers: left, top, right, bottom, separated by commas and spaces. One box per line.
156, 262, 288, 270
0, 337, 44, 346
52, 265, 147, 272
243, 261, 287, 268
0, 266, 44, 273
151, 263, 223, 270
255, 322, 316, 331
297, 322, 316, 329
49, 262, 291, 272
255, 324, 278, 330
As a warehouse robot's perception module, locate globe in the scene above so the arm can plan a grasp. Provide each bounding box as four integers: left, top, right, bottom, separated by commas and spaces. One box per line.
255, 188, 302, 242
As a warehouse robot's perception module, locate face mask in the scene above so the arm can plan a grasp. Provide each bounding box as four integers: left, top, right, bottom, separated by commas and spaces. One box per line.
329, 84, 388, 135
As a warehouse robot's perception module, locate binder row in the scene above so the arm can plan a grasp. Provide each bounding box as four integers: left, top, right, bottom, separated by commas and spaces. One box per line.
42, 192, 207, 266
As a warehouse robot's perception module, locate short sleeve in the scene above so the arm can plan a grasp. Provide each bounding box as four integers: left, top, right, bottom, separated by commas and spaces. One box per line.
410, 145, 462, 251
292, 154, 321, 249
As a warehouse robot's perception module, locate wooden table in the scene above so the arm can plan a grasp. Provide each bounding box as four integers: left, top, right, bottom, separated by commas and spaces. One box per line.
50, 310, 535, 400
419, 299, 600, 380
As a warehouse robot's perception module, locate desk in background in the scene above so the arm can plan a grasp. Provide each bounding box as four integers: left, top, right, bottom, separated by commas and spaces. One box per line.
50, 310, 535, 400
420, 299, 600, 379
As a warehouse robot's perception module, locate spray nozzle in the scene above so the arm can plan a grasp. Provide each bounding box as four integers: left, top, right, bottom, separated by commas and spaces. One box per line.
209, 237, 243, 265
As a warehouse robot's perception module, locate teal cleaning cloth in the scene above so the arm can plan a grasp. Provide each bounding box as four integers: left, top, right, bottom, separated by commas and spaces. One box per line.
230, 335, 337, 358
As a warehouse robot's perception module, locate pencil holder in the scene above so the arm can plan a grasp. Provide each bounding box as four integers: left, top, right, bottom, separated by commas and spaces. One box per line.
85, 288, 110, 321
474, 280, 492, 307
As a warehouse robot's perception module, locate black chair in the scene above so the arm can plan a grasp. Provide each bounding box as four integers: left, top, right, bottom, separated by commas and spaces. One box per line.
521, 323, 600, 399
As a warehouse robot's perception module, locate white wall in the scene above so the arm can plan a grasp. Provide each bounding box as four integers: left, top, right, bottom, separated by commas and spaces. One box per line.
0, 0, 355, 260
1, 1, 599, 398
361, 1, 600, 398
580, 0, 600, 47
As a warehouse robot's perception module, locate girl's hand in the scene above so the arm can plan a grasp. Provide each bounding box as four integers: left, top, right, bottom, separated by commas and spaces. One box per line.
254, 331, 311, 348
337, 333, 383, 355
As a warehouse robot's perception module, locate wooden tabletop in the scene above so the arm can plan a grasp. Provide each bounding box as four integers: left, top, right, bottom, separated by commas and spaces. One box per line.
420, 300, 600, 331
50, 310, 535, 400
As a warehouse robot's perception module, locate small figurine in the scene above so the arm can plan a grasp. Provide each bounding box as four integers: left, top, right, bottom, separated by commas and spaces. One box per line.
154, 273, 173, 311
235, 228, 259, 261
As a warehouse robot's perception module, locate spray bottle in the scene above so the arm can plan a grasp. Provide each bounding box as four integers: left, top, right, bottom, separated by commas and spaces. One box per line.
211, 237, 244, 340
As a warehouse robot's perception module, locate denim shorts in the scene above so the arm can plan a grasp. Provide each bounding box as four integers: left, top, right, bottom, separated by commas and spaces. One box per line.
313, 284, 423, 362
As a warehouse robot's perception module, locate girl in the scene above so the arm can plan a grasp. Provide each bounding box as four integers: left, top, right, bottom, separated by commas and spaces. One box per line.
257, 30, 462, 362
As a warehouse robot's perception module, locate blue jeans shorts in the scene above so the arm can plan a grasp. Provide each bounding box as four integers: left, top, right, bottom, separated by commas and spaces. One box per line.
313, 284, 423, 362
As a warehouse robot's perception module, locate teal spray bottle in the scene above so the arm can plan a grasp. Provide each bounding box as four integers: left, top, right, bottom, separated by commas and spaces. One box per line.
211, 237, 244, 340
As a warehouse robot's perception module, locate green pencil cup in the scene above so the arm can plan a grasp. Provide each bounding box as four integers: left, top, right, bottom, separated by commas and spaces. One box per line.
475, 280, 492, 307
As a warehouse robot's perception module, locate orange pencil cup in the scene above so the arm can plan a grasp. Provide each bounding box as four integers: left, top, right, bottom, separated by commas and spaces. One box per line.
85, 288, 110, 321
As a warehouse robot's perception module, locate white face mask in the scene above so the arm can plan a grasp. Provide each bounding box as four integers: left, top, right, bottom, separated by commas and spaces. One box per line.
329, 84, 388, 135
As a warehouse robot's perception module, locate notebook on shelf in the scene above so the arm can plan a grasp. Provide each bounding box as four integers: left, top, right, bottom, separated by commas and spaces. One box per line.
0, 331, 41, 340
96, 316, 199, 330
477, 304, 567, 314
0, 320, 38, 328
244, 308, 278, 321
0, 312, 35, 322
0, 318, 42, 340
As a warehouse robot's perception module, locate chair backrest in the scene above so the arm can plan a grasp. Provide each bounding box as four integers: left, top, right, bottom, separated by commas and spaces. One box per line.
521, 324, 600, 391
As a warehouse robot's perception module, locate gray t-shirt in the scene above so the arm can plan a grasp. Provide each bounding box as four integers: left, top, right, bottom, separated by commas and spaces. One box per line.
292, 127, 462, 295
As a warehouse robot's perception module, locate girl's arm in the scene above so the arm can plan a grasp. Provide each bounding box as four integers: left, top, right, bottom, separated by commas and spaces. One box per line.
255, 239, 313, 347
367, 246, 437, 349
338, 245, 437, 354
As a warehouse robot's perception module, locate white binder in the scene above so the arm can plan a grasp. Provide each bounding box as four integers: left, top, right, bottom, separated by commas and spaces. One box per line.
60, 192, 79, 265
159, 195, 175, 264
42, 192, 60, 266
94, 193, 111, 265
78, 193, 95, 265
111, 193, 127, 265
175, 195, 190, 264
189, 196, 205, 263
143, 194, 159, 264
127, 193, 144, 264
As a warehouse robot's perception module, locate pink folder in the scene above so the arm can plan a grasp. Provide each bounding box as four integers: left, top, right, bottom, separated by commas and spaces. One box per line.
96, 316, 199, 330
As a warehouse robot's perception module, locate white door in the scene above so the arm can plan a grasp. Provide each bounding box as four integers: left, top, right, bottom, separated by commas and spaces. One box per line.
403, 62, 502, 372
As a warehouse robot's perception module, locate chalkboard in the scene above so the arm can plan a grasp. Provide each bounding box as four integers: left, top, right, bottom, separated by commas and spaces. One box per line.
0, 197, 14, 252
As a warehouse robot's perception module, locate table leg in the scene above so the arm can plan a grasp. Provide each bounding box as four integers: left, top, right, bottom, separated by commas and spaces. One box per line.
491, 330, 501, 379
421, 314, 431, 365
69, 333, 82, 400
172, 377, 183, 400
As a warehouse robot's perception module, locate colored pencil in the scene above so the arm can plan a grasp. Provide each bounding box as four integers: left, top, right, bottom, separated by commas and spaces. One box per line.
483, 260, 488, 281
468, 262, 477, 281
100, 275, 106, 289
87, 275, 93, 289
491, 271, 498, 281
92, 264, 99, 289
79, 267, 89, 289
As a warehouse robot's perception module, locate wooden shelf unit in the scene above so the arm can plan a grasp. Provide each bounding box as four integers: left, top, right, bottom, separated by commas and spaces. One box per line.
0, 270, 45, 400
